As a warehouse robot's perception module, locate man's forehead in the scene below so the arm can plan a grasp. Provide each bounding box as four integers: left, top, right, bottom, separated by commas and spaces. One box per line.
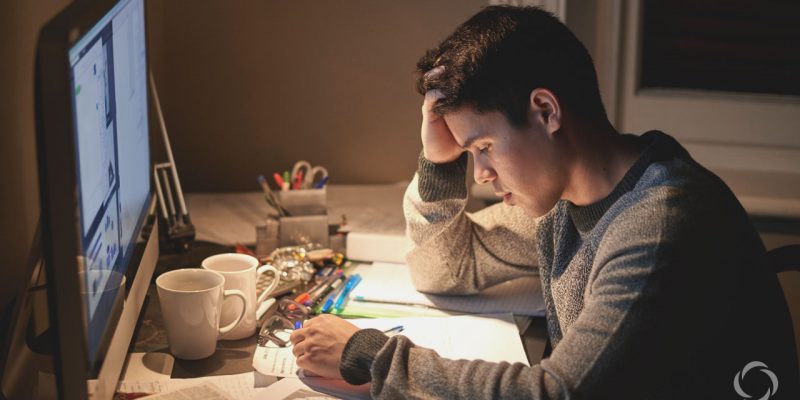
443, 108, 501, 148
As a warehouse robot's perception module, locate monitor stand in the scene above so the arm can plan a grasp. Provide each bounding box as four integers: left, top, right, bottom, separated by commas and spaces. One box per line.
114, 352, 174, 388
0, 220, 59, 399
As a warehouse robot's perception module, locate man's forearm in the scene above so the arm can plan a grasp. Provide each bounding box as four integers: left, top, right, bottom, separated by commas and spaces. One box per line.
403, 152, 540, 294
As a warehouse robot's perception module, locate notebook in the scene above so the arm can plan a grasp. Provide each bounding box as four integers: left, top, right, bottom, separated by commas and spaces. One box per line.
348, 262, 545, 316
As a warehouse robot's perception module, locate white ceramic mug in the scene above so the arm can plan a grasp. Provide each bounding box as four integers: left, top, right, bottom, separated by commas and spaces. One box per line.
201, 253, 280, 340
156, 269, 246, 360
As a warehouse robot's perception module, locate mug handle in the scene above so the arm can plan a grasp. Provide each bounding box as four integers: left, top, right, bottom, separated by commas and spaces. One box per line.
218, 289, 246, 335
256, 265, 280, 304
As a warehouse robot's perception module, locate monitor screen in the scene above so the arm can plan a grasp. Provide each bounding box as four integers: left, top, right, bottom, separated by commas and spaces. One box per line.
67, 0, 149, 365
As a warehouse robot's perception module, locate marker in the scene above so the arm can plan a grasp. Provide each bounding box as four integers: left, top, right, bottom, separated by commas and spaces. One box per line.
321, 277, 347, 313
313, 175, 330, 189
273, 172, 285, 188
293, 170, 304, 190
294, 292, 311, 305
282, 171, 290, 191
334, 274, 362, 313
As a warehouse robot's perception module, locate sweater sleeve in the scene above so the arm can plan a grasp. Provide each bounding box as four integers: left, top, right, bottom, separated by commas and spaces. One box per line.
403, 152, 540, 294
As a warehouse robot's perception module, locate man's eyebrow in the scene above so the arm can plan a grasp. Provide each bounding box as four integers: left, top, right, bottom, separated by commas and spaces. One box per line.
460, 133, 489, 150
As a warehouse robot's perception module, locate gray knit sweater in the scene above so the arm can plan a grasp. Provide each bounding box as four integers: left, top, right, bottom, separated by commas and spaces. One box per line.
339, 131, 798, 399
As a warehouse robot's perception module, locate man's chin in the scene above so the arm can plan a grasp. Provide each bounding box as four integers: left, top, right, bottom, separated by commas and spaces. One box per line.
517, 199, 556, 218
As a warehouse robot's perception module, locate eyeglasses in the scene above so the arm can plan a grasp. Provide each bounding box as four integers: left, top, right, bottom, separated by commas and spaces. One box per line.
257, 298, 311, 347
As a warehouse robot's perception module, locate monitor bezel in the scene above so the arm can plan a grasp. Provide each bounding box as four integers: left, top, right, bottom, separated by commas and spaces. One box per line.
36, 0, 156, 397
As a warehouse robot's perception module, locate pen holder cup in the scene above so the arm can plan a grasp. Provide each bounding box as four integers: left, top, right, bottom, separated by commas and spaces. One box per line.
279, 215, 329, 247
277, 188, 327, 216
255, 219, 281, 258
275, 188, 328, 247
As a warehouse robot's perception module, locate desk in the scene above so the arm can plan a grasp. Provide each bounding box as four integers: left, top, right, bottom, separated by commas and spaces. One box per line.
129, 241, 549, 380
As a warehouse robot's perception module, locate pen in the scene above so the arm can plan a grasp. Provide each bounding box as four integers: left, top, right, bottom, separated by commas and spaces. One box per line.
383, 325, 404, 337
306, 273, 344, 307
292, 273, 334, 307
257, 175, 289, 216
309, 270, 341, 296
334, 274, 362, 313
313, 175, 330, 189
282, 171, 290, 191
304, 272, 337, 303
321, 276, 347, 313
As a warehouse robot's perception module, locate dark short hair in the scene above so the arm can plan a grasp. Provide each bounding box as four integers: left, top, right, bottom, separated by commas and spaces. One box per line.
416, 6, 606, 126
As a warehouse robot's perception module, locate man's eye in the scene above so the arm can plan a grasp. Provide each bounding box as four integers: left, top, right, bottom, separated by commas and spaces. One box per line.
478, 145, 490, 154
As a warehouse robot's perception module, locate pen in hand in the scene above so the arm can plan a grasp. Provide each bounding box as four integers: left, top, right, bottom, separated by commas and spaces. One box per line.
383, 325, 404, 337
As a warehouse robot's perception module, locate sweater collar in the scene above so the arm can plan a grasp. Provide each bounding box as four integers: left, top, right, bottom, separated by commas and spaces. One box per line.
567, 131, 686, 234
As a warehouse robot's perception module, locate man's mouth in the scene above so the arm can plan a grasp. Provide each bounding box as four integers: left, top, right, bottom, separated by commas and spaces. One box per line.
496, 192, 512, 203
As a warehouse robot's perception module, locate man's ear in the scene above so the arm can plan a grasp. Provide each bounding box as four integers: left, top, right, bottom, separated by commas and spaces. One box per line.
529, 88, 561, 136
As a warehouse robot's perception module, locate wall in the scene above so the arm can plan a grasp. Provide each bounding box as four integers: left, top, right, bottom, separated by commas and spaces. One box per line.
0, 0, 71, 315
147, 0, 486, 192
0, 0, 484, 314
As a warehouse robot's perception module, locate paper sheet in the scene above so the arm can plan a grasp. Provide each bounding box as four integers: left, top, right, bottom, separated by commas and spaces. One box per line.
135, 382, 234, 399
252, 330, 300, 378
252, 313, 529, 381
116, 371, 277, 400
257, 377, 372, 400
350, 313, 529, 364
349, 262, 545, 316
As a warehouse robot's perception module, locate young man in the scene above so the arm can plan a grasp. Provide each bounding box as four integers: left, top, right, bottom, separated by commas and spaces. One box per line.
290, 6, 798, 398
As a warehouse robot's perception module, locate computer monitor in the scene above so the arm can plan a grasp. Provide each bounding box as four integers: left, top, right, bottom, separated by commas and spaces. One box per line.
23, 0, 158, 398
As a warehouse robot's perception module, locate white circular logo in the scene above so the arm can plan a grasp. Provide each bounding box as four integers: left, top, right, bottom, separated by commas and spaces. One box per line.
733, 361, 779, 399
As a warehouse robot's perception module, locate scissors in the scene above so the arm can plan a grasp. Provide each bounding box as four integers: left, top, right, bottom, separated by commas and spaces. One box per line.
291, 160, 328, 189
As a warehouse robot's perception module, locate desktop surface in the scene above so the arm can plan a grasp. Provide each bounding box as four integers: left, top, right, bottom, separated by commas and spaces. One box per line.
130, 241, 548, 380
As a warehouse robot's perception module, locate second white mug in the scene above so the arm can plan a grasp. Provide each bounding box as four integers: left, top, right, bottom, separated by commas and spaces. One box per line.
202, 253, 280, 340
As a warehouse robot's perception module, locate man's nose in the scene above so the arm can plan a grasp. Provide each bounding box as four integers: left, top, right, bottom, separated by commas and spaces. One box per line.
473, 160, 496, 184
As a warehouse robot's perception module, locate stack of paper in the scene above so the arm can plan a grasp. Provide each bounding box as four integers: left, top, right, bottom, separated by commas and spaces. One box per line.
347, 262, 545, 316
345, 232, 411, 264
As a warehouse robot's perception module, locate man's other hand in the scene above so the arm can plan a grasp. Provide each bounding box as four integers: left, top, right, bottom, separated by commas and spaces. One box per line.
289, 314, 360, 379
421, 67, 463, 164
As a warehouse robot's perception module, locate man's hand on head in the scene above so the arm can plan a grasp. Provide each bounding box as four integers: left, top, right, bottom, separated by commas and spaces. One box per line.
421, 67, 464, 164
289, 314, 360, 379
